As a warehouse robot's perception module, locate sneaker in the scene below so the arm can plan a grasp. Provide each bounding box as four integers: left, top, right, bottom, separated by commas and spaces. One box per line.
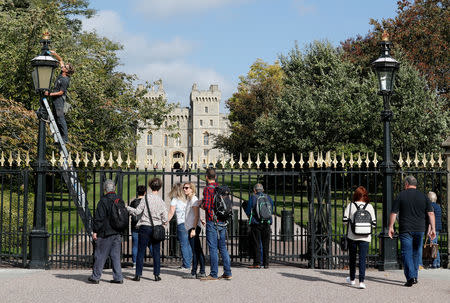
346, 277, 355, 286
182, 273, 197, 279
219, 274, 232, 280
418, 265, 424, 270
196, 273, 207, 279
200, 275, 219, 281
132, 263, 136, 269
109, 280, 123, 284
178, 266, 191, 272
358, 282, 366, 289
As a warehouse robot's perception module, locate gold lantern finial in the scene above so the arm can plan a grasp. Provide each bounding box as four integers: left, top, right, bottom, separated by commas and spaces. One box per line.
381, 30, 389, 42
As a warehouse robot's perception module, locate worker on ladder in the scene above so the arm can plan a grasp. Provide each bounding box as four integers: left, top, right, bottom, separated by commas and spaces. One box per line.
44, 50, 74, 144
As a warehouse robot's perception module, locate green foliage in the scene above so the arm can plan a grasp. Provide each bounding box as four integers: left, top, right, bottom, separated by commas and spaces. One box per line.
0, 0, 173, 155
215, 59, 284, 157
253, 41, 448, 156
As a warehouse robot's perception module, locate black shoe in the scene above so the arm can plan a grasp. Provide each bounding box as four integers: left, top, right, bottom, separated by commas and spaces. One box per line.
154, 275, 161, 281
132, 276, 140, 281
263, 265, 269, 269
87, 277, 99, 284
404, 279, 414, 287
110, 280, 123, 284
413, 278, 418, 284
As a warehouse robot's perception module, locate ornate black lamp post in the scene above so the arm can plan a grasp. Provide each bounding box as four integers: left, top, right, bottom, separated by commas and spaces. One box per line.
29, 32, 59, 268
373, 31, 400, 271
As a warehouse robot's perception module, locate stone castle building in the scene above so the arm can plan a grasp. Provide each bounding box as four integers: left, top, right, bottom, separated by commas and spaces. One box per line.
136, 82, 229, 169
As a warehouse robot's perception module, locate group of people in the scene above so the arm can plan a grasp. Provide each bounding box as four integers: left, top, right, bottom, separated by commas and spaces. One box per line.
344, 175, 441, 289
88, 168, 274, 284
87, 172, 441, 288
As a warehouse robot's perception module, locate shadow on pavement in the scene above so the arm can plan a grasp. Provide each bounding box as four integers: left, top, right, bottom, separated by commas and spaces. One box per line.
280, 272, 349, 287
317, 270, 405, 286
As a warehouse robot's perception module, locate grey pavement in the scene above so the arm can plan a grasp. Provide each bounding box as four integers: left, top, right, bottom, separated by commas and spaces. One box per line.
0, 266, 448, 303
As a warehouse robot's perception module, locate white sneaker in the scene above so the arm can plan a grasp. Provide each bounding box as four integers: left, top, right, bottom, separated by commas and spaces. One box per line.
359, 282, 366, 289
346, 277, 355, 285
132, 263, 136, 269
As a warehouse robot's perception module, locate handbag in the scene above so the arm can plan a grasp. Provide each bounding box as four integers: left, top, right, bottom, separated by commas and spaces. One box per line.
145, 195, 166, 242
340, 224, 349, 252
422, 237, 439, 260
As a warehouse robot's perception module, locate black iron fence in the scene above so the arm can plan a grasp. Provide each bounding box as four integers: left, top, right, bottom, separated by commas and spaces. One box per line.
0, 165, 448, 269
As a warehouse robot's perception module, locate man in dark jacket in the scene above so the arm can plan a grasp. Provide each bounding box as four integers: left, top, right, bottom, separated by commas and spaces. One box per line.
244, 183, 273, 269
88, 179, 124, 284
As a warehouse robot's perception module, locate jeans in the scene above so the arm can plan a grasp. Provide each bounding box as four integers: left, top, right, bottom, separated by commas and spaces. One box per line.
399, 232, 424, 281
53, 98, 68, 143
177, 223, 192, 268
206, 220, 231, 278
250, 223, 271, 266
132, 229, 153, 264
91, 234, 123, 281
136, 225, 161, 277
432, 232, 440, 268
188, 226, 205, 276
348, 239, 369, 282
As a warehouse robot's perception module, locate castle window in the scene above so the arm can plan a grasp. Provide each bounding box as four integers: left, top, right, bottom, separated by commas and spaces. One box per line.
200, 119, 203, 127
165, 121, 168, 127
176, 136, 181, 146
147, 134, 152, 145
177, 121, 180, 127
165, 150, 167, 156
205, 106, 208, 113
204, 149, 208, 156
147, 149, 152, 156
210, 119, 213, 126
164, 135, 168, 146
203, 133, 209, 145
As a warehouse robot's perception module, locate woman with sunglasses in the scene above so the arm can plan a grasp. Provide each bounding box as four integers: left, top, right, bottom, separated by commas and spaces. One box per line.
182, 182, 206, 279
167, 183, 192, 270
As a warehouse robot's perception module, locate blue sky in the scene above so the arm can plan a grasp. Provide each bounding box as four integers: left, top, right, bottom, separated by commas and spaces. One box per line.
82, 0, 398, 111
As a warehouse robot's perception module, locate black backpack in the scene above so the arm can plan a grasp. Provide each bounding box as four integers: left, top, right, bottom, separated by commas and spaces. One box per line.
253, 193, 272, 223
350, 202, 372, 235
109, 197, 129, 232
211, 185, 233, 223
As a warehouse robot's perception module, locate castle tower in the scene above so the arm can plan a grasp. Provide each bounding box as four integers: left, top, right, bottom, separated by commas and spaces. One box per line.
189, 84, 221, 165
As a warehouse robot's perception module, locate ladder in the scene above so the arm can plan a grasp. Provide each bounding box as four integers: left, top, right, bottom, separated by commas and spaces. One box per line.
42, 97, 93, 239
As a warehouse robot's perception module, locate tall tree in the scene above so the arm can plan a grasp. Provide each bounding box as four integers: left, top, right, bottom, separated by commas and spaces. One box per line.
214, 59, 283, 157
342, 0, 449, 101
255, 41, 448, 156
0, 0, 173, 155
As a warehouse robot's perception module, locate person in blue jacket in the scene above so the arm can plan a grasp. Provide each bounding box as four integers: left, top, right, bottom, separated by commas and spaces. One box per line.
244, 183, 273, 269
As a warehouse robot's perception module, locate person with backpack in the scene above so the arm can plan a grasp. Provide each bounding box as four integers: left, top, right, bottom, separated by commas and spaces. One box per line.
88, 179, 126, 284
127, 178, 168, 282
244, 183, 273, 269
389, 176, 436, 287
167, 183, 192, 271
200, 168, 232, 281
128, 185, 146, 269
342, 186, 376, 289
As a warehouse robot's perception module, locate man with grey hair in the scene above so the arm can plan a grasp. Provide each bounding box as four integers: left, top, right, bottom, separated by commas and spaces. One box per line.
388, 175, 436, 287
427, 191, 442, 268
88, 179, 124, 284
244, 183, 273, 269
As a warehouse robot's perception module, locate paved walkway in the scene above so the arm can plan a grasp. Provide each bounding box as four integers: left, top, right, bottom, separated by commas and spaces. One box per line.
0, 266, 448, 303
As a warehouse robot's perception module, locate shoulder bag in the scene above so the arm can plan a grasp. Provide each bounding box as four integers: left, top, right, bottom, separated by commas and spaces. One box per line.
422, 236, 439, 260
145, 195, 166, 242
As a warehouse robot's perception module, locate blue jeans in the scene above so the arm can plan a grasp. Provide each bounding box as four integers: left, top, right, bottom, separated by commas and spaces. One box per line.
206, 220, 231, 278
177, 223, 192, 268
432, 232, 440, 268
188, 226, 205, 275
399, 232, 424, 281
132, 229, 153, 264
136, 225, 161, 276
348, 239, 369, 282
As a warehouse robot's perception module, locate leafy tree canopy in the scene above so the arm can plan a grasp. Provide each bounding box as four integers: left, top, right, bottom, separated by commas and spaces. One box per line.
0, 0, 173, 156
